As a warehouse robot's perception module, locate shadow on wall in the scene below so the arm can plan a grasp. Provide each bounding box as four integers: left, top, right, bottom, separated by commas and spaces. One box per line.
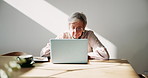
130, 43, 148, 73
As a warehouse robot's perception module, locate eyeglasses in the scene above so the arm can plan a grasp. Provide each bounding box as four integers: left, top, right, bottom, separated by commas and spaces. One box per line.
70, 27, 83, 31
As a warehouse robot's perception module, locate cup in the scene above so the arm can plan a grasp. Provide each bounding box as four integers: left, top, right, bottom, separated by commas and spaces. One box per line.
17, 55, 34, 67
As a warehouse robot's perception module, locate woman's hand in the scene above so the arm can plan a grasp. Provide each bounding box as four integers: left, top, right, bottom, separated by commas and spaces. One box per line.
40, 43, 50, 57
94, 47, 109, 60
88, 47, 109, 60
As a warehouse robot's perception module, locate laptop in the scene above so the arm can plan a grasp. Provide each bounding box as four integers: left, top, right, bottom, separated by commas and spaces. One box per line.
50, 39, 88, 64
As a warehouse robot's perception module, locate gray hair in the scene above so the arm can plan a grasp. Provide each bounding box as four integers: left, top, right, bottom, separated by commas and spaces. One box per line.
68, 12, 87, 25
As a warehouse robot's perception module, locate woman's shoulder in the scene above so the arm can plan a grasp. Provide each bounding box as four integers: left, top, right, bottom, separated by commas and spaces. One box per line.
84, 30, 94, 35
85, 30, 94, 33
80, 30, 94, 39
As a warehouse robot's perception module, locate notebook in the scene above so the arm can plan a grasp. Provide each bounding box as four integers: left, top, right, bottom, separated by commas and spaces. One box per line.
33, 57, 48, 62
50, 39, 88, 64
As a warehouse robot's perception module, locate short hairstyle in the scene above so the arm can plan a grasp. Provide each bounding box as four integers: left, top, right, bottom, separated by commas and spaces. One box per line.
68, 12, 87, 25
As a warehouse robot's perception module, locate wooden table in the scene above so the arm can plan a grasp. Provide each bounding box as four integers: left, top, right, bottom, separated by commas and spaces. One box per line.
0, 56, 139, 78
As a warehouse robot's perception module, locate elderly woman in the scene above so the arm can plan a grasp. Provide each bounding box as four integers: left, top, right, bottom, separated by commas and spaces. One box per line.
40, 12, 109, 60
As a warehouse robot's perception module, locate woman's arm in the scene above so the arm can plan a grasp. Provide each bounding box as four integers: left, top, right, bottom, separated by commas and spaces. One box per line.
88, 31, 109, 60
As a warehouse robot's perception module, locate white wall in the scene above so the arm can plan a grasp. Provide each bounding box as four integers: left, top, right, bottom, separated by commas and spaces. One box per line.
0, 0, 148, 74
0, 0, 56, 56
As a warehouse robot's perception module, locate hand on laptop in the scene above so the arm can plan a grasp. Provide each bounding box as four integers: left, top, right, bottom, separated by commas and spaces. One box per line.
40, 43, 50, 57
43, 51, 50, 57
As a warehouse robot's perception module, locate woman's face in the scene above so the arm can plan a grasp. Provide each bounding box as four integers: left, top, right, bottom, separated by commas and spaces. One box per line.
69, 20, 85, 39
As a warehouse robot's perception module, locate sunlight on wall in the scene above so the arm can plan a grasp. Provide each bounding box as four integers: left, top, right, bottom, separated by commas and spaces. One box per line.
4, 0, 69, 35
4, 0, 117, 59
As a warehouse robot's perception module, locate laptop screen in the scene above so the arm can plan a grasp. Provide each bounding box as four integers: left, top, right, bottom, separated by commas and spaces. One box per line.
50, 39, 88, 64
